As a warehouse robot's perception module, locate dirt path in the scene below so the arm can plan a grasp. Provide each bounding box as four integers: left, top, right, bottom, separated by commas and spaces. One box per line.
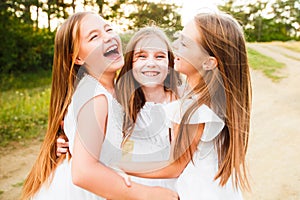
0, 42, 299, 200
0, 141, 41, 200
244, 42, 300, 199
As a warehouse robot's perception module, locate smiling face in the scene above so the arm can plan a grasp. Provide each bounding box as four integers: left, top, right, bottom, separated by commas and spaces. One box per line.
77, 13, 124, 76
132, 35, 169, 88
173, 20, 209, 77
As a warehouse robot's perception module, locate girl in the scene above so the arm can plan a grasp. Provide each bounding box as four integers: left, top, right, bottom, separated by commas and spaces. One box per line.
115, 27, 181, 188
123, 12, 252, 199
21, 12, 178, 200
172, 12, 251, 199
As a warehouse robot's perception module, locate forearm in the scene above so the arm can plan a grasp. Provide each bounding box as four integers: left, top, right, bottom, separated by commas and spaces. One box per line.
72, 133, 154, 200
72, 160, 151, 200
124, 158, 188, 179
124, 124, 204, 179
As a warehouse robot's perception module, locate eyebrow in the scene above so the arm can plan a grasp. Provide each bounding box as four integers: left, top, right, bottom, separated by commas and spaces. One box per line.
85, 23, 111, 39
134, 49, 167, 54
85, 30, 98, 39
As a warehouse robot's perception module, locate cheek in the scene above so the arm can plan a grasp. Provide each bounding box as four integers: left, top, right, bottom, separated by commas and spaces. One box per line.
175, 57, 195, 75
157, 59, 169, 70
132, 64, 142, 83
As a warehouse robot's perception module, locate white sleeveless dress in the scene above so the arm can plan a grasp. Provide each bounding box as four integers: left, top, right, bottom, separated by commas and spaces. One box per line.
32, 75, 124, 200
163, 99, 243, 200
121, 102, 177, 190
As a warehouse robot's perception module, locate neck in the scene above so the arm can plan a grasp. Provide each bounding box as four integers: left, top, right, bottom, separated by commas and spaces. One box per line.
142, 85, 168, 103
187, 72, 201, 89
99, 71, 116, 96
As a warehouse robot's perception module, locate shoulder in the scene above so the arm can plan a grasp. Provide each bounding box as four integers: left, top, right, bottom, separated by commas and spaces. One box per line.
163, 99, 225, 141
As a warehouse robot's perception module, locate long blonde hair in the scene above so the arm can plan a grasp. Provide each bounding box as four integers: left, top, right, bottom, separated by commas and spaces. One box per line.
21, 12, 92, 200
174, 12, 252, 190
115, 27, 181, 146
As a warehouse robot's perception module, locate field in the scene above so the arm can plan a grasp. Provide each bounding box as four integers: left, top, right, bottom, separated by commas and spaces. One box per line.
0, 41, 300, 199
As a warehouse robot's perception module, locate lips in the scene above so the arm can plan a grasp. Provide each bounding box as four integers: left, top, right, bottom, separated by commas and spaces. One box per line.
142, 71, 160, 77
103, 44, 120, 59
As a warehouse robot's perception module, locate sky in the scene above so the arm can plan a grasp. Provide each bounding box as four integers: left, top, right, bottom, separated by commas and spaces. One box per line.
32, 0, 223, 30
173, 0, 222, 25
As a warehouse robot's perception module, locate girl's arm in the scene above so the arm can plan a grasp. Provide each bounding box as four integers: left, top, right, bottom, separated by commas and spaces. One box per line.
121, 123, 204, 179
72, 95, 178, 200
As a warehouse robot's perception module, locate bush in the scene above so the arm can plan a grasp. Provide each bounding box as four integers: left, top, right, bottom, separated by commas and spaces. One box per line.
0, 16, 55, 73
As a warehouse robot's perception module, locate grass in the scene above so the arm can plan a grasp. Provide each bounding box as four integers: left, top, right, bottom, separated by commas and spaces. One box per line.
0, 70, 51, 146
12, 181, 24, 187
247, 47, 286, 82
273, 41, 300, 53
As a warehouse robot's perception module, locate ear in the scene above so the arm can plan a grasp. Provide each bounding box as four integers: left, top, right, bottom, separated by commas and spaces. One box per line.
203, 56, 218, 71
75, 56, 84, 65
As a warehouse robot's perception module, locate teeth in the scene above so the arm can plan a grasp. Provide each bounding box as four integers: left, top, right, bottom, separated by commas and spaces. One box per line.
106, 45, 117, 54
142, 71, 160, 76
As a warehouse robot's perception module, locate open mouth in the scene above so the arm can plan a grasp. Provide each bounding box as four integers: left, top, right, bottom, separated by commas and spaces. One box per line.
103, 45, 119, 58
142, 71, 160, 77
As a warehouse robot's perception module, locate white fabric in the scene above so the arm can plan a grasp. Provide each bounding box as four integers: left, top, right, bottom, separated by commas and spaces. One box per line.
129, 102, 171, 162
126, 102, 177, 190
33, 75, 124, 200
163, 99, 243, 200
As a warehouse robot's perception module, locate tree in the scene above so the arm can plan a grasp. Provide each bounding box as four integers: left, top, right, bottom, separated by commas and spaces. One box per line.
272, 0, 300, 38
219, 0, 300, 41
126, 0, 182, 38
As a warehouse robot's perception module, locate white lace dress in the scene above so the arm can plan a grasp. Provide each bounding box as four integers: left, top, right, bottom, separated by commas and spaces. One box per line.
164, 99, 243, 200
32, 75, 124, 200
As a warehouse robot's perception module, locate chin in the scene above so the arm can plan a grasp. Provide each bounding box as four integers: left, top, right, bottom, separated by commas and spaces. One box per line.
108, 62, 124, 73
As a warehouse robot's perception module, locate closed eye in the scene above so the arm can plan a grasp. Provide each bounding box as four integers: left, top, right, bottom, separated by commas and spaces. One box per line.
106, 28, 113, 32
90, 34, 99, 41
180, 41, 186, 47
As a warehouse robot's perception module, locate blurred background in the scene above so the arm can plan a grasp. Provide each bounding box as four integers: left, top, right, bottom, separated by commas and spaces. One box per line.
0, 0, 299, 199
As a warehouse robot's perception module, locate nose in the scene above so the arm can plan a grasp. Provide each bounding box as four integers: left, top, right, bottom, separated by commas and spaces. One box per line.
103, 32, 113, 43
145, 58, 156, 68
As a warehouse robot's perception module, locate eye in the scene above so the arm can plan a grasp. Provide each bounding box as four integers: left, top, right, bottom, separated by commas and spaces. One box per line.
156, 54, 166, 59
138, 54, 146, 58
90, 34, 98, 41
106, 27, 113, 32
180, 41, 186, 47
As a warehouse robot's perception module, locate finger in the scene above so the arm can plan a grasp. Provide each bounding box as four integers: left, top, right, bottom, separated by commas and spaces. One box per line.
57, 138, 66, 144
61, 142, 69, 148
124, 175, 131, 187
57, 147, 68, 154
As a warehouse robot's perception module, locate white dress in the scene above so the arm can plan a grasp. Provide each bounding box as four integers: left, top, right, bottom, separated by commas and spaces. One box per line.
121, 102, 177, 191
32, 75, 124, 200
164, 99, 243, 200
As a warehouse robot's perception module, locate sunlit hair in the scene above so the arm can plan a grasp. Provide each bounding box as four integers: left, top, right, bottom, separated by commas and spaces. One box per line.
174, 12, 252, 191
116, 26, 181, 146
21, 12, 93, 200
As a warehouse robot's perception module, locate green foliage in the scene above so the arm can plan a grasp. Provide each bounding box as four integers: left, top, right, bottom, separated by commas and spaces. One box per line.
120, 31, 134, 52
125, 0, 182, 39
247, 47, 285, 81
219, 0, 300, 42
0, 15, 55, 73
0, 71, 51, 146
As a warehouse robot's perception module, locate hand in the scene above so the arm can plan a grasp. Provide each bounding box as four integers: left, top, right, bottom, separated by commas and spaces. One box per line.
117, 169, 132, 187
147, 187, 179, 200
56, 137, 69, 157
